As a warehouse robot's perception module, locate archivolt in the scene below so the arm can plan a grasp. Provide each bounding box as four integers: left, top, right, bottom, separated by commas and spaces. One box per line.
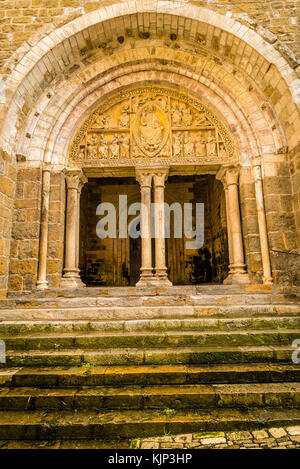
15, 53, 285, 168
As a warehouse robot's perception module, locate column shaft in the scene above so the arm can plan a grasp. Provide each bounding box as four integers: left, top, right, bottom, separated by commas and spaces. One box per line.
37, 165, 51, 289
225, 167, 250, 284
153, 170, 172, 286
223, 185, 235, 283
61, 170, 87, 288
136, 170, 155, 286
252, 158, 273, 284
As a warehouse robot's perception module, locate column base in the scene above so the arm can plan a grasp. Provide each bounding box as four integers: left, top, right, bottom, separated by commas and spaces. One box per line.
153, 268, 172, 286
224, 263, 250, 285
263, 276, 273, 285
60, 270, 86, 289
36, 280, 48, 290
136, 275, 157, 287
153, 274, 172, 286
224, 272, 250, 285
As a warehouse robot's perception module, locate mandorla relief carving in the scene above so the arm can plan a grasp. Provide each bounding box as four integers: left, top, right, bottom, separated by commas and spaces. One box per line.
69, 87, 236, 166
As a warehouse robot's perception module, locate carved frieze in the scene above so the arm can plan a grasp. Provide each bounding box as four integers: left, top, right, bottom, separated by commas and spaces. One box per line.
69, 87, 237, 166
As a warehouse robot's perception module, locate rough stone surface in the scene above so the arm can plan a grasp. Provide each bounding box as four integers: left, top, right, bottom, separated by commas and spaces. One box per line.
139, 426, 300, 449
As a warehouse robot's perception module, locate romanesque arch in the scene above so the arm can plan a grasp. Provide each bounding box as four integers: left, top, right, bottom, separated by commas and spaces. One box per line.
0, 3, 299, 295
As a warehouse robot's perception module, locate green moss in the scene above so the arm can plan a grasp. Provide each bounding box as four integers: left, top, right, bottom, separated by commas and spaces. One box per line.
193, 431, 225, 439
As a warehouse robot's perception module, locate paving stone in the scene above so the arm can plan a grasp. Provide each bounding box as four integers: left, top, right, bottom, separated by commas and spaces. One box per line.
287, 426, 300, 436
252, 430, 269, 440
289, 436, 300, 443
268, 427, 287, 439
200, 437, 227, 445
228, 431, 252, 441
141, 442, 159, 449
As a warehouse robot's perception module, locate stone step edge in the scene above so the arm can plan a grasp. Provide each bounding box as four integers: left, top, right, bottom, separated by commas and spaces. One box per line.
0, 306, 299, 322
3, 345, 296, 367
0, 408, 299, 440
1, 382, 299, 396
2, 328, 300, 341
0, 297, 299, 309
0, 363, 299, 386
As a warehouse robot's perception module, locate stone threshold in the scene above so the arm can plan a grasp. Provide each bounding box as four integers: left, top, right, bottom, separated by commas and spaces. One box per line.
6, 284, 284, 300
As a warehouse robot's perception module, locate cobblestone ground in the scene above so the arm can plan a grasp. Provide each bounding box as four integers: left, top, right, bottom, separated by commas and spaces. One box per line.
138, 426, 300, 449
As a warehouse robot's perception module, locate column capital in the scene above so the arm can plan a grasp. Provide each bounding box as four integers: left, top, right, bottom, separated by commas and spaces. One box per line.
64, 169, 87, 191
153, 168, 169, 188
216, 165, 240, 188
135, 168, 153, 188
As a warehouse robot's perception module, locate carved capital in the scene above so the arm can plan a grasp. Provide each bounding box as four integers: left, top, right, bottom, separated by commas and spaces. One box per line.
64, 169, 87, 191
135, 169, 153, 188
216, 165, 239, 189
153, 168, 169, 188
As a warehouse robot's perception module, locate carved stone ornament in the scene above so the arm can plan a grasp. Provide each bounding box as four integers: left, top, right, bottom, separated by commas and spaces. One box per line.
133, 102, 169, 157
68, 86, 237, 167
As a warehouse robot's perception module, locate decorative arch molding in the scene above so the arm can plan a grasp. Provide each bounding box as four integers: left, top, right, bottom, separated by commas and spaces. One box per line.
1, 4, 299, 156
37, 71, 259, 168
5, 1, 298, 93
17, 62, 283, 169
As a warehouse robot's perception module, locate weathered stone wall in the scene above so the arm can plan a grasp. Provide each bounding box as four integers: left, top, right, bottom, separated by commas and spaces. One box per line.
8, 166, 41, 293
0, 149, 16, 297
0, 2, 299, 293
0, 0, 299, 78
46, 171, 65, 289
290, 144, 300, 249
263, 157, 300, 285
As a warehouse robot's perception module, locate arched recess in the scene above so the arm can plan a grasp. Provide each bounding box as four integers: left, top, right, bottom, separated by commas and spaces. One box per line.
1, 5, 299, 295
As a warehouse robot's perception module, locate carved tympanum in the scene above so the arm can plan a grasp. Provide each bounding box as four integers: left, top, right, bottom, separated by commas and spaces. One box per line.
69, 87, 236, 166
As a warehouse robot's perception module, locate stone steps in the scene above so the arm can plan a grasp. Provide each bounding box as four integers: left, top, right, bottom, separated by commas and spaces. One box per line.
1, 364, 299, 387
2, 329, 300, 351
0, 382, 299, 411
3, 345, 296, 367
0, 304, 299, 321
0, 316, 299, 334
0, 286, 299, 443
0, 408, 299, 440
1, 294, 299, 308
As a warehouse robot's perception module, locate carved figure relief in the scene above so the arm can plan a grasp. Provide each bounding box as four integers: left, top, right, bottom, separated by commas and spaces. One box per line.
98, 135, 109, 159
119, 134, 130, 159
110, 134, 120, 159
172, 105, 182, 126
69, 87, 236, 166
93, 114, 107, 128
182, 105, 193, 127
173, 132, 183, 158
183, 132, 195, 158
134, 103, 165, 156
195, 134, 206, 157
207, 131, 217, 157
119, 104, 130, 128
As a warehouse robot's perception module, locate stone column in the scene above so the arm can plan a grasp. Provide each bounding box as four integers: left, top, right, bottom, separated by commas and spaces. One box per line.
223, 166, 250, 284
153, 169, 172, 286
75, 176, 86, 275
61, 169, 87, 288
136, 169, 156, 286
36, 163, 51, 290
224, 182, 235, 284
251, 157, 273, 284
